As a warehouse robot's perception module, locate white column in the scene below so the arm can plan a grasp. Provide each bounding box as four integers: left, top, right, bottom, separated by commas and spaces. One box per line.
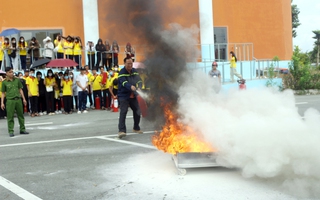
198, 0, 215, 62
82, 0, 100, 65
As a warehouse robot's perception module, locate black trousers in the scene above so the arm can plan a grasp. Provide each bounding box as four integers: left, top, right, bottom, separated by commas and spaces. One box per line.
57, 53, 64, 59
92, 90, 102, 108
74, 55, 81, 70
101, 89, 108, 108
38, 94, 46, 112
54, 98, 61, 111
96, 53, 106, 68
87, 54, 95, 70
106, 58, 112, 70
0, 97, 6, 118
63, 96, 73, 113
73, 96, 78, 110
87, 87, 93, 106
107, 90, 112, 108
29, 96, 38, 113
118, 98, 141, 133
46, 91, 54, 113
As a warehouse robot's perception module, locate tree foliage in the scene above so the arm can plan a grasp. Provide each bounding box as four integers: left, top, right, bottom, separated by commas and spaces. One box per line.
283, 46, 320, 90
291, 0, 301, 38
312, 30, 320, 66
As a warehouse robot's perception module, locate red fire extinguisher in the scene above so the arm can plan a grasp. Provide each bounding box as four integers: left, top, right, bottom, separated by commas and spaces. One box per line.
113, 98, 119, 112
237, 79, 246, 90
24, 104, 27, 113
95, 95, 101, 110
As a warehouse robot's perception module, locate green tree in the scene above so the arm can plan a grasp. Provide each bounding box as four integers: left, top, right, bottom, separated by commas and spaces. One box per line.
291, 0, 301, 38
312, 30, 320, 66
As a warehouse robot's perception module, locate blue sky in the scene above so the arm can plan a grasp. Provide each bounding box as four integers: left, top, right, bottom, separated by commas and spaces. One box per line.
292, 0, 320, 52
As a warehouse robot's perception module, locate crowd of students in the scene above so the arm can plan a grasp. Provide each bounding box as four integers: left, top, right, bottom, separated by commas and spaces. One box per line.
0, 34, 137, 71
0, 65, 120, 119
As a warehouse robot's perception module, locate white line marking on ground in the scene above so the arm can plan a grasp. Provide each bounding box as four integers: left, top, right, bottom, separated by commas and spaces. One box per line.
0, 136, 99, 148
97, 136, 157, 150
0, 131, 156, 148
25, 122, 53, 126
0, 176, 42, 200
295, 102, 308, 105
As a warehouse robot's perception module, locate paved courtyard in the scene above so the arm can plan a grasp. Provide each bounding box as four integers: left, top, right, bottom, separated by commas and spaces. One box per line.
0, 95, 319, 200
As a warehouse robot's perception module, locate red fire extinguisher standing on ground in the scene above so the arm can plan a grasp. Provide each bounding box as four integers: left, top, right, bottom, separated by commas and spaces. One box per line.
237, 79, 246, 90
95, 95, 101, 110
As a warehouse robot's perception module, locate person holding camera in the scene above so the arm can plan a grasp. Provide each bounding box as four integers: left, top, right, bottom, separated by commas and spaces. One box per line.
9, 38, 19, 70
74, 37, 83, 70
28, 37, 40, 65
86, 41, 95, 70
18, 36, 28, 70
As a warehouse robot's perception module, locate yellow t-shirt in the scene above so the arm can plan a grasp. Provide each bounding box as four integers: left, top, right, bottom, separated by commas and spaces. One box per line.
3, 44, 10, 55
61, 80, 72, 96
86, 71, 92, 85
230, 56, 237, 68
45, 77, 56, 87
109, 76, 118, 90
73, 42, 82, 55
18, 42, 28, 55
0, 46, 3, 61
26, 77, 39, 96
63, 41, 74, 55
54, 39, 64, 53
90, 74, 102, 91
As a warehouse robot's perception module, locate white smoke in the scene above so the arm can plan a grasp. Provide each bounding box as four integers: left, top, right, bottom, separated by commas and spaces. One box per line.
177, 70, 320, 198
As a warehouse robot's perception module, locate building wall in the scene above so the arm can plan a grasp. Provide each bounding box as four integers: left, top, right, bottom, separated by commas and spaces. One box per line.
0, 0, 292, 62
0, 0, 84, 42
213, 0, 293, 60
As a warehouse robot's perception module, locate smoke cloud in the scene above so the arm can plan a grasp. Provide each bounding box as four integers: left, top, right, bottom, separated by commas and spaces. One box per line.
105, 0, 320, 198
178, 70, 320, 198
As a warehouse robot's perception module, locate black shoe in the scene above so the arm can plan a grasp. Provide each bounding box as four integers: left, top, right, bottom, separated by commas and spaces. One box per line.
20, 131, 29, 135
9, 133, 14, 137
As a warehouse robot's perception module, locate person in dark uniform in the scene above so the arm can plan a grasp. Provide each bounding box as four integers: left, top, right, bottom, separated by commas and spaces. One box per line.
18, 72, 29, 114
117, 57, 143, 138
1, 67, 29, 137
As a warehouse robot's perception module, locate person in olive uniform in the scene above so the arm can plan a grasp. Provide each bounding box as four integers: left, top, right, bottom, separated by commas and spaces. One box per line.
1, 67, 29, 137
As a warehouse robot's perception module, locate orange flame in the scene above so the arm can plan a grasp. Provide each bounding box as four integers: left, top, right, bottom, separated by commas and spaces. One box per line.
152, 105, 216, 154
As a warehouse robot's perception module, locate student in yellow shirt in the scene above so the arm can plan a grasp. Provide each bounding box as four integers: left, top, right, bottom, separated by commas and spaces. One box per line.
54, 34, 64, 59
99, 66, 109, 110
44, 69, 56, 115
229, 51, 243, 82
26, 69, 39, 117
108, 69, 119, 110
73, 37, 82, 71
0, 41, 4, 69
61, 72, 73, 114
18, 36, 28, 70
64, 36, 74, 60
90, 67, 102, 109
85, 65, 93, 108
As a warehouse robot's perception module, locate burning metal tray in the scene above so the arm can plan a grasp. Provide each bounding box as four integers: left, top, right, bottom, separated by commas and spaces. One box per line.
172, 152, 219, 175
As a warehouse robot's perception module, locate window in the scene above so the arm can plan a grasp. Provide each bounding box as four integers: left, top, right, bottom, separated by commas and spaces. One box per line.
214, 27, 227, 61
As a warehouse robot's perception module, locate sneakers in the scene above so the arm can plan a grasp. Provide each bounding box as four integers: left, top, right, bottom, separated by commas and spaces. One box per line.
118, 132, 126, 139
58, 110, 62, 114
9, 133, 14, 137
83, 110, 88, 114
55, 111, 59, 114
77, 111, 81, 114
133, 129, 143, 134
43, 111, 47, 115
39, 112, 43, 116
